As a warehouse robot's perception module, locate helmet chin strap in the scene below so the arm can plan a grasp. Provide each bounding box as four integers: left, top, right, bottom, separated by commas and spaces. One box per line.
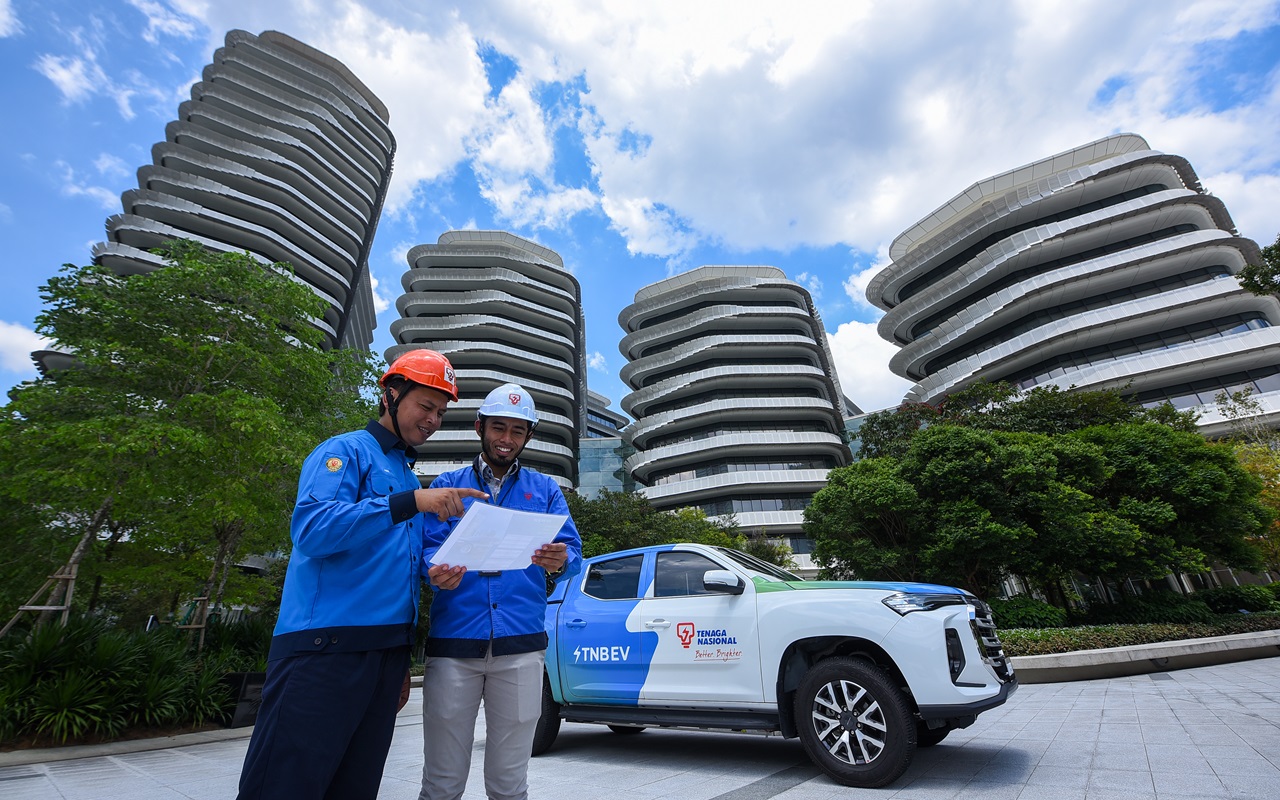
386, 387, 408, 445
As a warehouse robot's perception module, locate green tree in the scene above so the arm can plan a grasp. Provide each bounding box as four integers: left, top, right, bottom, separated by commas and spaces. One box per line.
810, 425, 1135, 599
856, 382, 1197, 459
810, 386, 1268, 604
1214, 388, 1280, 576
1237, 232, 1280, 298
0, 241, 376, 625
1072, 422, 1268, 586
1231, 443, 1280, 576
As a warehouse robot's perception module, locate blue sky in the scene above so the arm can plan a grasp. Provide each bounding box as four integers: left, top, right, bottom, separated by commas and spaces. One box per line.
1, 0, 1278, 415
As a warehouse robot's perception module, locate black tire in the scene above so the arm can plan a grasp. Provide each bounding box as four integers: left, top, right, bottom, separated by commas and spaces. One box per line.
531, 675, 562, 756
607, 724, 645, 735
794, 657, 915, 788
915, 721, 951, 748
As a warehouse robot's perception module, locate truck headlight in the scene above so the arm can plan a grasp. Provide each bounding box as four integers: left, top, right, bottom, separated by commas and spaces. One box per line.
881, 591, 970, 615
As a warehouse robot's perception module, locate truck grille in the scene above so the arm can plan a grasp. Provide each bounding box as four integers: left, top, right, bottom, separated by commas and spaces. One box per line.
969, 599, 1014, 682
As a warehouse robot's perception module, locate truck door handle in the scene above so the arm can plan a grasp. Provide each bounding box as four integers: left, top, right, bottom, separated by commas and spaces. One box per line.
645, 619, 671, 629
566, 619, 587, 629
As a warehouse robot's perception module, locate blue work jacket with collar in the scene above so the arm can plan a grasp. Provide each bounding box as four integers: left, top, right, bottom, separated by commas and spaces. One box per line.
270, 421, 426, 661
423, 457, 582, 657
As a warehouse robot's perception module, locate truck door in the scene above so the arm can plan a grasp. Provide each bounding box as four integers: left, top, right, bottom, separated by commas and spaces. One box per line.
557, 552, 651, 704
639, 550, 764, 704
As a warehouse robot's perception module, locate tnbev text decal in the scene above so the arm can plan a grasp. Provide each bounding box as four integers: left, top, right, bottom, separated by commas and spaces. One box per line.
574, 645, 631, 663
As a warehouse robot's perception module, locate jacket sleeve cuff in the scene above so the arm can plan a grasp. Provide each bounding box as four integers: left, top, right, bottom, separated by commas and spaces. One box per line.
389, 490, 418, 524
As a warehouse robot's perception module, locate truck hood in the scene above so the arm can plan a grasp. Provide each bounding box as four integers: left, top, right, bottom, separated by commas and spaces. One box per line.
755, 579, 970, 596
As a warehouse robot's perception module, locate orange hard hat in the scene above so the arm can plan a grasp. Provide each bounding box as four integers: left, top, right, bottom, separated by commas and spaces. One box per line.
380, 349, 458, 401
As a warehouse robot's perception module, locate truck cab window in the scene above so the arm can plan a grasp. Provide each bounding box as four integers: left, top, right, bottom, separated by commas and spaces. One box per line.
654, 551, 723, 597
583, 554, 643, 600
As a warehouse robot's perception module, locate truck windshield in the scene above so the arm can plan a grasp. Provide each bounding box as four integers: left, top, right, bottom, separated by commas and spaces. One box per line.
712, 547, 802, 582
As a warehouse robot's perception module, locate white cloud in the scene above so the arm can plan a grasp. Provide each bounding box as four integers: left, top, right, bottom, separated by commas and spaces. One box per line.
127, 0, 201, 43
0, 321, 51, 373
282, 2, 496, 213
827, 321, 914, 414
34, 54, 106, 104
843, 246, 893, 313
599, 194, 697, 258
55, 161, 121, 211
369, 274, 392, 315
456, 0, 1280, 269
0, 202, 11, 224
794, 272, 822, 300
115, 1, 1280, 267
587, 352, 607, 371
0, 0, 20, 38
1200, 171, 1280, 246
93, 153, 131, 178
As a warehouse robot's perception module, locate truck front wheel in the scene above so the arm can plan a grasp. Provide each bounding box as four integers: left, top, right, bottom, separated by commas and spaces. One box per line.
531, 675, 561, 756
794, 657, 915, 787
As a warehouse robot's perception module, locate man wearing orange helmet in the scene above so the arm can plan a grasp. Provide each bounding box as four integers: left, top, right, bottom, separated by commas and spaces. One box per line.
238, 349, 487, 800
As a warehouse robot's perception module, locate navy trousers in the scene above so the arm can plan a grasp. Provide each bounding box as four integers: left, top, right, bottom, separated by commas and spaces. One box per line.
237, 645, 410, 800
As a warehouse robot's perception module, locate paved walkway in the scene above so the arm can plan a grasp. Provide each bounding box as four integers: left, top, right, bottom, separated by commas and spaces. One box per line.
2, 657, 1279, 799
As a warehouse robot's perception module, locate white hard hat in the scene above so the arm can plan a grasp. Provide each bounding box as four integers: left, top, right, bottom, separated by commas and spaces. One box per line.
477, 383, 538, 427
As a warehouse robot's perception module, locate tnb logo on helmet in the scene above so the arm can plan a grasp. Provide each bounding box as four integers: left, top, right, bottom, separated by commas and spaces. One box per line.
444, 366, 456, 385
509, 393, 521, 405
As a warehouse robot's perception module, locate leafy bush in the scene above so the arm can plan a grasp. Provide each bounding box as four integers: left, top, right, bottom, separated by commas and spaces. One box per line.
1265, 582, 1280, 603
28, 671, 108, 743
1082, 590, 1216, 625
989, 595, 1067, 629
203, 614, 273, 672
999, 613, 1280, 656
0, 614, 272, 747
1196, 584, 1280, 614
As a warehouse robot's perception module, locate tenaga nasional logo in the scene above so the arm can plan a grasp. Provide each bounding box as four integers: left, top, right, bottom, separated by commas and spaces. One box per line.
676, 623, 739, 648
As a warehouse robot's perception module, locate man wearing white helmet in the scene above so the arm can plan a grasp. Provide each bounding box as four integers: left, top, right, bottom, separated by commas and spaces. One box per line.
419, 382, 582, 800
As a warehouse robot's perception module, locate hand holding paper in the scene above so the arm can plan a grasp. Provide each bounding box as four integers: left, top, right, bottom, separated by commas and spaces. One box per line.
430, 501, 569, 571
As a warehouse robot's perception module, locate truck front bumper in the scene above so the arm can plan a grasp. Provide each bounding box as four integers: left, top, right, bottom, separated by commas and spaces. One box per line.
916, 673, 1018, 722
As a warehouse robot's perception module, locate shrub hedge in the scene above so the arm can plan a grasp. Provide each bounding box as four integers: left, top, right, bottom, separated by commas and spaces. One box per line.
0, 615, 271, 747
1196, 584, 1280, 614
1081, 591, 1217, 625
999, 612, 1280, 657
988, 595, 1067, 629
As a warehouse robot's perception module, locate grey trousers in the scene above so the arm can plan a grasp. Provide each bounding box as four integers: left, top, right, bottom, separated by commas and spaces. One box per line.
418, 649, 546, 800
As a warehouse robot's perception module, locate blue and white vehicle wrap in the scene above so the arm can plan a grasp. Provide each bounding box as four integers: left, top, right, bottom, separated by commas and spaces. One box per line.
543, 543, 1016, 717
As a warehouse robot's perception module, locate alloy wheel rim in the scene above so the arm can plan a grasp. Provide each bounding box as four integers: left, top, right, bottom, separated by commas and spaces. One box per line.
809, 678, 888, 765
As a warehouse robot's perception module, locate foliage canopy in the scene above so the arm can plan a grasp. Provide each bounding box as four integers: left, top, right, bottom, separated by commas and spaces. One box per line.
1237, 232, 1280, 299
809, 384, 1268, 599
0, 241, 377, 624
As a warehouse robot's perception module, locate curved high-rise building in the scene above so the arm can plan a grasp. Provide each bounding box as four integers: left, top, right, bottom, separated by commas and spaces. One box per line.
619, 266, 852, 546
867, 134, 1275, 424
91, 29, 392, 351
387, 231, 587, 487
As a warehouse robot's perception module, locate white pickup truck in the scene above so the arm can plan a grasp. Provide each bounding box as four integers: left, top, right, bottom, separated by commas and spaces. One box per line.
535, 543, 1017, 788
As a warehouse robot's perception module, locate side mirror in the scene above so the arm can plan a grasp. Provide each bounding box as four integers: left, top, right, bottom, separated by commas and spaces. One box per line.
703, 570, 744, 595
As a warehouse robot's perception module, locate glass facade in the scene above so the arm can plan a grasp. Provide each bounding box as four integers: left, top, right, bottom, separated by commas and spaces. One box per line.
575, 437, 636, 499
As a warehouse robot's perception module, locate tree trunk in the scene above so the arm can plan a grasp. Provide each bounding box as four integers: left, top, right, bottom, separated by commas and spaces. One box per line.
86, 520, 127, 612
37, 495, 113, 625
203, 519, 245, 612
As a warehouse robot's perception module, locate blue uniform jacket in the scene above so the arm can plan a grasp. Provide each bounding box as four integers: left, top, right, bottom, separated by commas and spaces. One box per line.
424, 459, 582, 657
270, 422, 426, 661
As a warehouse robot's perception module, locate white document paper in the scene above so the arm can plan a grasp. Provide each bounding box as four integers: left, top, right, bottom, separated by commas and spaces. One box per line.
429, 501, 568, 571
